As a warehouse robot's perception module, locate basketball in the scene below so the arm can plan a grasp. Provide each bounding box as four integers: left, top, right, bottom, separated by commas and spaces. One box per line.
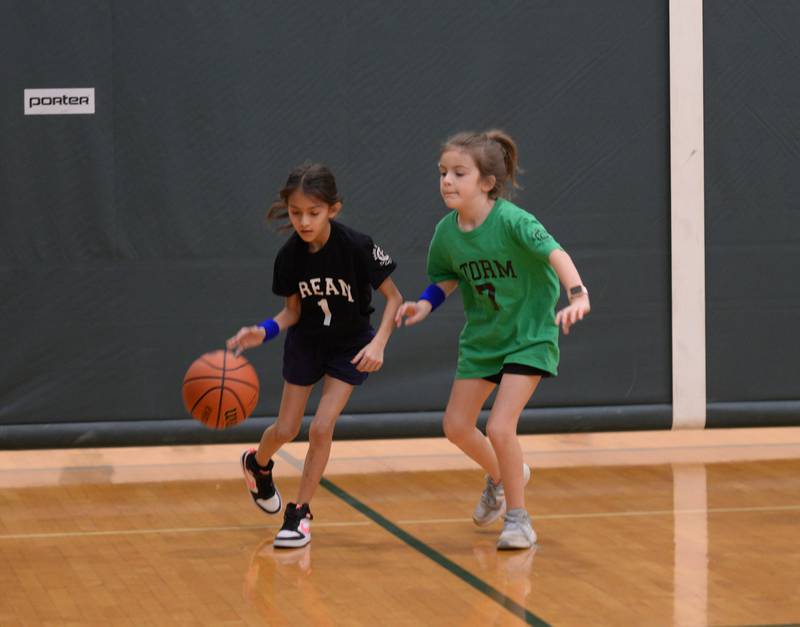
182, 350, 260, 429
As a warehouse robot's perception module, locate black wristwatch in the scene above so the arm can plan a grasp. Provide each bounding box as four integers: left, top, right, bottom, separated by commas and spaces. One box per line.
568, 285, 589, 300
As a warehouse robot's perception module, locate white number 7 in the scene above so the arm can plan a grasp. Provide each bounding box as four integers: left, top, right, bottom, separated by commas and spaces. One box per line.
317, 298, 332, 326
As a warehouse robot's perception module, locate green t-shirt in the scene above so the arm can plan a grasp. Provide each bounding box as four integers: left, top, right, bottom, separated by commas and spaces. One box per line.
427, 198, 562, 378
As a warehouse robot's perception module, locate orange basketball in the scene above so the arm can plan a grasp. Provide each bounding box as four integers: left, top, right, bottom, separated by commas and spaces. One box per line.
182, 350, 259, 429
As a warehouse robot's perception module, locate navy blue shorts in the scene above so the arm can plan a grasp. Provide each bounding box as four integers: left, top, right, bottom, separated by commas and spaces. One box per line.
282, 328, 374, 386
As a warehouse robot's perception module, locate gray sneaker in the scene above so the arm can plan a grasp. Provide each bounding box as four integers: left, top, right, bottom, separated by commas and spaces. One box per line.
472, 463, 531, 527
497, 508, 537, 550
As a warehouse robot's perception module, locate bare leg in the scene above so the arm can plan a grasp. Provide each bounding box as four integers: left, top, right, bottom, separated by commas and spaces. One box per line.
296, 376, 354, 504
255, 382, 313, 467
486, 374, 541, 510
442, 378, 500, 482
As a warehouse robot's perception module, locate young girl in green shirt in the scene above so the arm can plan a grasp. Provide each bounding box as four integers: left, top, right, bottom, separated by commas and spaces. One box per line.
396, 130, 591, 549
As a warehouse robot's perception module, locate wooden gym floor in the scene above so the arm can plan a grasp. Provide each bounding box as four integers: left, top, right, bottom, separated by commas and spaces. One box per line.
1, 427, 799, 626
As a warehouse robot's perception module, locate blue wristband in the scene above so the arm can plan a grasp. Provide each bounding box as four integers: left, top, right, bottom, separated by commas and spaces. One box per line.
258, 318, 280, 342
419, 284, 446, 311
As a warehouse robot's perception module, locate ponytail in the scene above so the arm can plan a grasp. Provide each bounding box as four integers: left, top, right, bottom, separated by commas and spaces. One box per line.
485, 129, 520, 193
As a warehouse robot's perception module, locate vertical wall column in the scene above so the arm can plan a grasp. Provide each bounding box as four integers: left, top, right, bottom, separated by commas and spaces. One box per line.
669, 0, 706, 429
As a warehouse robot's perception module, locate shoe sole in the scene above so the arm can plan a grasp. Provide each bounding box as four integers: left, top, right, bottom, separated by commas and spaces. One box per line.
472, 463, 532, 527
274, 535, 311, 549
240, 450, 282, 515
497, 536, 536, 550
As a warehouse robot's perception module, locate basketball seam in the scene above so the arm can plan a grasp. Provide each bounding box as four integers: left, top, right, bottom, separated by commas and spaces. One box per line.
216, 351, 227, 429
189, 386, 223, 414
198, 356, 224, 370
183, 375, 257, 389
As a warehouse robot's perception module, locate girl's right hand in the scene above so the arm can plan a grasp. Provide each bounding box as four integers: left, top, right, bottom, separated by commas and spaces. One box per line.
226, 325, 266, 357
394, 300, 432, 327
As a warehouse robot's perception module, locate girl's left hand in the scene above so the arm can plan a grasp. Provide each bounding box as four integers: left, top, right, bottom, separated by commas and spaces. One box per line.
351, 339, 385, 372
555, 299, 590, 335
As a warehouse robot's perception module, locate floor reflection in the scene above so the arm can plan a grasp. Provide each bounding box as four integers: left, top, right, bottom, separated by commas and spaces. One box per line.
244, 538, 333, 624
473, 539, 537, 610
245, 537, 312, 601
672, 463, 708, 627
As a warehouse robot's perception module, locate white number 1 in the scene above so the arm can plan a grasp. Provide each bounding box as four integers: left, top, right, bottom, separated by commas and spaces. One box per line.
317, 298, 332, 326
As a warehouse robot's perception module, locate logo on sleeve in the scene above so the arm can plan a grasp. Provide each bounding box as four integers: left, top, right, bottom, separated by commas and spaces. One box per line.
533, 229, 550, 242
373, 244, 392, 266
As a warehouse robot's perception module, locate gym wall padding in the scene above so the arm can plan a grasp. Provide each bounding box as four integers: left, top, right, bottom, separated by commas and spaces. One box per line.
2, 2, 673, 447
704, 1, 800, 421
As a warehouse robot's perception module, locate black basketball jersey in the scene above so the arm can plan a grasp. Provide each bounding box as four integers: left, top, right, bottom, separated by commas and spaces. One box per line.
272, 221, 396, 339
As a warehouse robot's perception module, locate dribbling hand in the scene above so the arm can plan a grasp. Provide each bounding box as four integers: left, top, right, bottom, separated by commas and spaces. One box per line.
226, 325, 266, 357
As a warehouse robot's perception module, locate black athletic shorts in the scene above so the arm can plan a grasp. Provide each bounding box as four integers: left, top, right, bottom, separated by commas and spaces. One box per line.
482, 362, 552, 384
282, 328, 374, 386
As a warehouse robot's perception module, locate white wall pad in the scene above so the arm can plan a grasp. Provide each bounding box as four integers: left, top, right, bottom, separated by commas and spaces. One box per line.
669, 0, 707, 428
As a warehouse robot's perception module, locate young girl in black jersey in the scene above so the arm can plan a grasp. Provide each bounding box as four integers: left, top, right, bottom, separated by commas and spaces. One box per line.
227, 163, 402, 548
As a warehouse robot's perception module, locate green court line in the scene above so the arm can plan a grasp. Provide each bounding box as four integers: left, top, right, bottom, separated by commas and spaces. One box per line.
319, 476, 549, 627
276, 449, 548, 625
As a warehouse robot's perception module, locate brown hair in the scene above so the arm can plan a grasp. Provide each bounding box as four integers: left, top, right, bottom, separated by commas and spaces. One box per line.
267, 162, 342, 229
441, 129, 521, 199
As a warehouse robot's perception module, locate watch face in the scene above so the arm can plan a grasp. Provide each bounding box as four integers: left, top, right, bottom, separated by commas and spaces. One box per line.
569, 286, 583, 296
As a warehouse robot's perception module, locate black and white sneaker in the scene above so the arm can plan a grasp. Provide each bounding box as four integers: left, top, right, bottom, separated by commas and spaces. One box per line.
274, 503, 313, 548
241, 449, 282, 515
